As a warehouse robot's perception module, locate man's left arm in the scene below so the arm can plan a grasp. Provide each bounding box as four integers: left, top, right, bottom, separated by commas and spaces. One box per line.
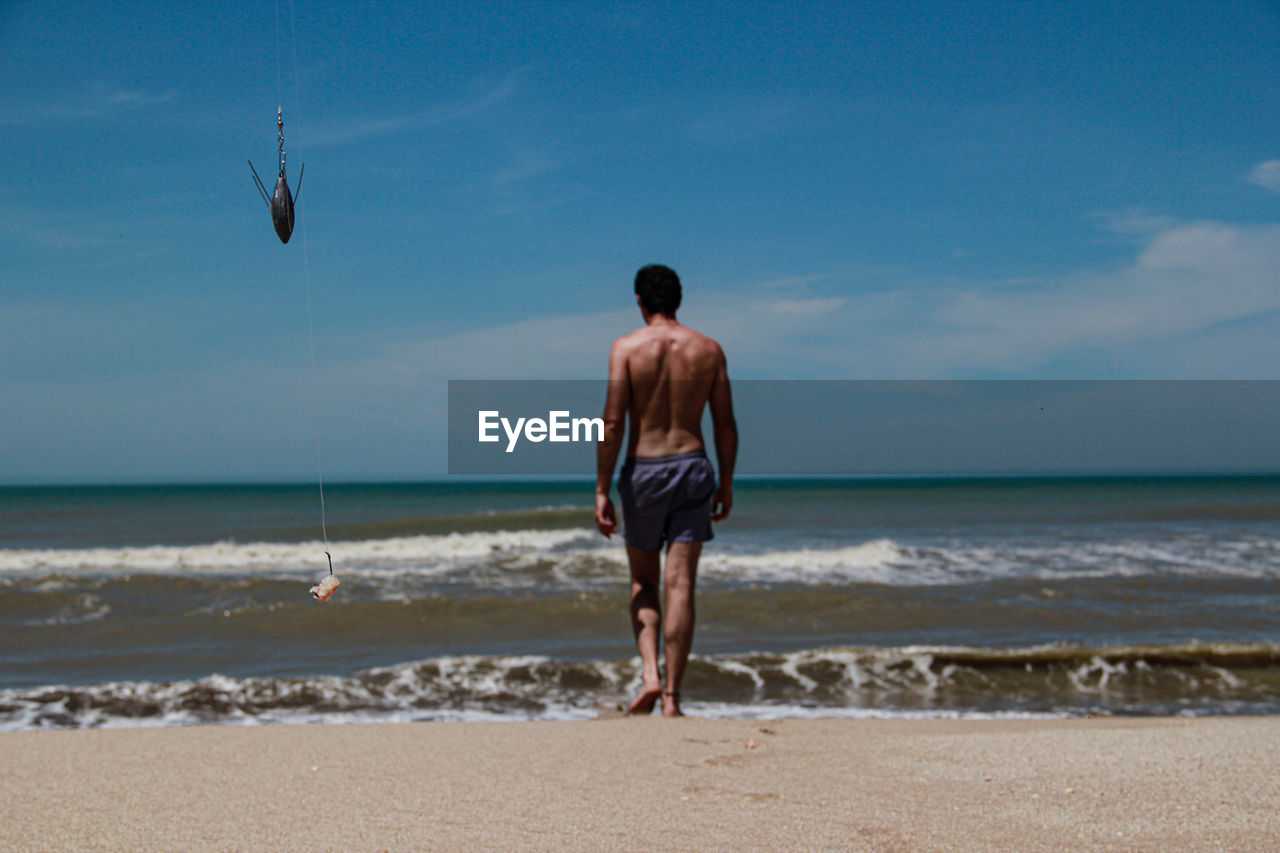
708, 346, 737, 522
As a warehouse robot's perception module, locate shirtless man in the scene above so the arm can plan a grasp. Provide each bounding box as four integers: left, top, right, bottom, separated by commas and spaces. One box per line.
595, 264, 737, 718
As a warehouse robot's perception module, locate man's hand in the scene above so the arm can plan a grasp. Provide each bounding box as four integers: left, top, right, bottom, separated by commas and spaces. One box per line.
595, 492, 618, 538
712, 485, 733, 522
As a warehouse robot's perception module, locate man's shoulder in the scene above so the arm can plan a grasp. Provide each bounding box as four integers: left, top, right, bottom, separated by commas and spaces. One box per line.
611, 323, 726, 360
610, 327, 650, 352
674, 324, 725, 359
685, 324, 723, 347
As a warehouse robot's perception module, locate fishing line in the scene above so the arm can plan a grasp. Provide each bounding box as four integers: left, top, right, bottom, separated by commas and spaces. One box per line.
274, 0, 334, 598
284, 0, 328, 551
274, 0, 283, 116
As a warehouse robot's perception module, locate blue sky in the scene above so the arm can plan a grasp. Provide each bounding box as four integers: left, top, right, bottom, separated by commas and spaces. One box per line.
3, 0, 1279, 482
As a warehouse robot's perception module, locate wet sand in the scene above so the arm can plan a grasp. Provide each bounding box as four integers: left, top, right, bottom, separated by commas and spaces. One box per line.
2, 716, 1277, 851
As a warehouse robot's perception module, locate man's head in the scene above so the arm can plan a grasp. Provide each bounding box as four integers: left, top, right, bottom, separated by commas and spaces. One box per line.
634, 264, 682, 317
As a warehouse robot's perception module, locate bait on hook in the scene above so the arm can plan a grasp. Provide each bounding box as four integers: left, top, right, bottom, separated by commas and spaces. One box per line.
248, 108, 304, 243
309, 550, 340, 602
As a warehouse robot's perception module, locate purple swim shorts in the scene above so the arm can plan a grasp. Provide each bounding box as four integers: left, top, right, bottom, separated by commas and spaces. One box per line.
618, 450, 717, 554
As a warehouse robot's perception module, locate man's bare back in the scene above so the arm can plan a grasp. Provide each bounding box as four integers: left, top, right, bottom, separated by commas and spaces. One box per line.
608, 319, 728, 459
596, 313, 737, 532
594, 264, 737, 717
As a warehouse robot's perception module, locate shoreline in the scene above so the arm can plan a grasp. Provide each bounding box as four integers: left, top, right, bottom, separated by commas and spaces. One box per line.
3, 715, 1277, 851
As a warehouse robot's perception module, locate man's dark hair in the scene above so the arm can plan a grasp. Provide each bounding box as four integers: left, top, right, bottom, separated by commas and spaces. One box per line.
634, 264, 682, 316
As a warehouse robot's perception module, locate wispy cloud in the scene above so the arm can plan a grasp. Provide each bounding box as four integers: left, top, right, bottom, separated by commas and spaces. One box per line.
845, 219, 1280, 377
349, 309, 634, 384
0, 84, 179, 125
488, 149, 561, 189
477, 147, 593, 216
7, 213, 1277, 481
1248, 160, 1280, 194
304, 74, 519, 148
755, 274, 829, 291
104, 88, 178, 108
393, 217, 1280, 380
1092, 208, 1180, 236
754, 297, 846, 316
683, 93, 818, 145
0, 202, 119, 251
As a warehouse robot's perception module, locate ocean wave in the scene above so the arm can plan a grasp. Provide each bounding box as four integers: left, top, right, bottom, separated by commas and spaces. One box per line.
0, 657, 629, 730
699, 534, 1280, 585
0, 528, 601, 576
4, 642, 1278, 730
323, 507, 595, 540
2, 530, 1277, 590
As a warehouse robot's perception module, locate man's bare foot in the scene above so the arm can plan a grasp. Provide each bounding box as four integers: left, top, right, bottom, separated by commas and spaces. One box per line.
662, 690, 684, 718
627, 683, 663, 715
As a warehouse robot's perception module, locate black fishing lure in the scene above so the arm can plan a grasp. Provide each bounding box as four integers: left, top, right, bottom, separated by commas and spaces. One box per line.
248, 108, 304, 243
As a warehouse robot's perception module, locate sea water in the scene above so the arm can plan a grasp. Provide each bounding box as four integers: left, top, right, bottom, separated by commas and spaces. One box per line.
2, 477, 1278, 728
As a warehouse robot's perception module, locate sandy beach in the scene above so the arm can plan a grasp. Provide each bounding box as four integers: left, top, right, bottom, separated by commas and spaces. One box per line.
2, 715, 1276, 851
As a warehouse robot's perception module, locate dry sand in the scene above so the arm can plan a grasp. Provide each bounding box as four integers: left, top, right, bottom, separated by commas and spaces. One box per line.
2, 715, 1277, 851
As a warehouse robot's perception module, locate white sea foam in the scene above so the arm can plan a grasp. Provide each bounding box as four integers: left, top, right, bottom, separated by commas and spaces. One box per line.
0, 693, 1057, 732
1, 529, 1277, 588
696, 539, 917, 583
4, 643, 1271, 731
0, 528, 601, 576
654, 533, 1280, 586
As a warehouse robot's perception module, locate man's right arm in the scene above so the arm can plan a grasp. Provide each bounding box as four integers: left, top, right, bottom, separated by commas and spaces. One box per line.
708, 346, 737, 522
594, 340, 629, 537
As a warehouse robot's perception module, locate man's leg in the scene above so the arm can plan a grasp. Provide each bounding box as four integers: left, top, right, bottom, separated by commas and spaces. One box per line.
626, 545, 663, 715
662, 541, 702, 717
